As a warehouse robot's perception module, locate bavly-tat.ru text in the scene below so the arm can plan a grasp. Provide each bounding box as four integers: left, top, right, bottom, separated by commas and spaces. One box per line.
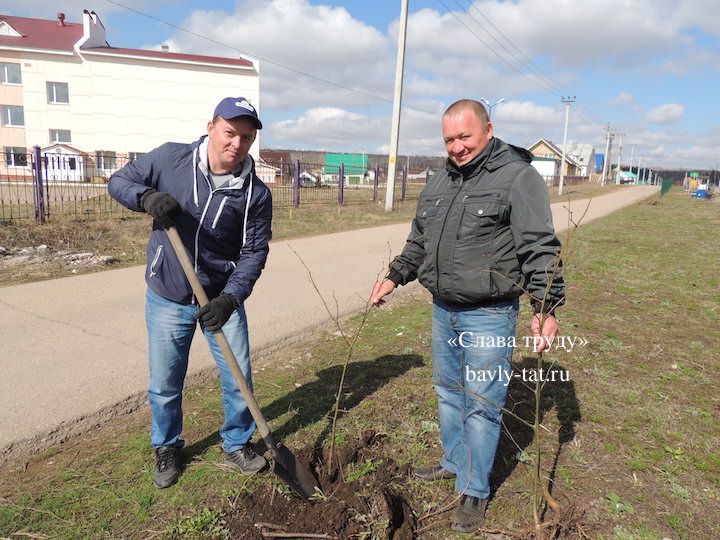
465, 366, 571, 385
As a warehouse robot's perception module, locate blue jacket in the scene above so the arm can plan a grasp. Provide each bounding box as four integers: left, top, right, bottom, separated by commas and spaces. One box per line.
108, 136, 272, 305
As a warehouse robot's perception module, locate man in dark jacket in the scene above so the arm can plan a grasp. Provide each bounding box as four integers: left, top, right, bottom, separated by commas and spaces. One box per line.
371, 99, 564, 532
109, 97, 272, 489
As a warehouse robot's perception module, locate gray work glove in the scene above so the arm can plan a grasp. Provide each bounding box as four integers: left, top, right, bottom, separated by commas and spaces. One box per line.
140, 189, 182, 228
196, 293, 238, 332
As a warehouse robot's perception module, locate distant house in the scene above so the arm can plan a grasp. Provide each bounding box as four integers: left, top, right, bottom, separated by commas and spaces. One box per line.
322, 153, 369, 185
260, 150, 291, 167
41, 143, 87, 182
299, 171, 320, 187
255, 158, 280, 186
557, 142, 595, 177
528, 139, 584, 177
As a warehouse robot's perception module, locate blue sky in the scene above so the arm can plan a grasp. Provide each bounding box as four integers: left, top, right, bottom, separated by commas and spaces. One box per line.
3, 0, 720, 169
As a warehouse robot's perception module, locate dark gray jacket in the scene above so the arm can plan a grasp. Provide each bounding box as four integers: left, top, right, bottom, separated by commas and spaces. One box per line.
388, 137, 565, 314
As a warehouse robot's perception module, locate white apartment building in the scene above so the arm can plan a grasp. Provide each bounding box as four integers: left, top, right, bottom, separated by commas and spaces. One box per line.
0, 10, 260, 179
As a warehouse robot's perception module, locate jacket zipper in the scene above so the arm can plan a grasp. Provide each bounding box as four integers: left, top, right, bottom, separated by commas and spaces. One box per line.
211, 196, 229, 229
455, 195, 469, 240
149, 244, 163, 277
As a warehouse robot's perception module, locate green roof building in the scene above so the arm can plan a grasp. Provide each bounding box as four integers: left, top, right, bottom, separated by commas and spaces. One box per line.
323, 153, 369, 185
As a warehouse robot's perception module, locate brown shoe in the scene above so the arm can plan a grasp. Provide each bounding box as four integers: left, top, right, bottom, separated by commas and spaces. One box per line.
411, 464, 456, 481
451, 495, 488, 532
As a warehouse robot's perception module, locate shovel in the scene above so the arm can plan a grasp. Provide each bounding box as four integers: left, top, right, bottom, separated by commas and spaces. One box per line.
165, 226, 318, 500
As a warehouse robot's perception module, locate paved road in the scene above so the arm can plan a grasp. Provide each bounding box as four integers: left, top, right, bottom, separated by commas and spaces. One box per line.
0, 185, 658, 464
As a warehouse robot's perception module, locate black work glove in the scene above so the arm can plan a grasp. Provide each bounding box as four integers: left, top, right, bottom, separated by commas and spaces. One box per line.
140, 189, 182, 228
196, 293, 238, 332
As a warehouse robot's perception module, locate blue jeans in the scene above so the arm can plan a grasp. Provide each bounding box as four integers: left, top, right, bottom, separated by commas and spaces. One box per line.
145, 288, 256, 452
432, 297, 519, 499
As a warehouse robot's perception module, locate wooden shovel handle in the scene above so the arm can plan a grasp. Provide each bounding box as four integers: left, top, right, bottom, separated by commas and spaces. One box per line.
165, 226, 281, 458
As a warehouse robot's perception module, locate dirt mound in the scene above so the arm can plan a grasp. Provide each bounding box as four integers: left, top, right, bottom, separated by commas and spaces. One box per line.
225, 431, 416, 539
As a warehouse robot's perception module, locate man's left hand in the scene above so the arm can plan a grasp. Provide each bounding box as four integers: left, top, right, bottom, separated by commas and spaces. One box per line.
531, 313, 559, 353
196, 293, 237, 332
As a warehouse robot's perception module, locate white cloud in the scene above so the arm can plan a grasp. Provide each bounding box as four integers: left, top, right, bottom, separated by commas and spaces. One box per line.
271, 107, 383, 149
609, 92, 635, 106
645, 103, 684, 124
153, 0, 393, 111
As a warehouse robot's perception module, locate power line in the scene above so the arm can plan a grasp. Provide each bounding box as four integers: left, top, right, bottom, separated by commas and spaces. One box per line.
436, 0, 560, 96
454, 0, 566, 97
103, 0, 440, 116
441, 0, 608, 131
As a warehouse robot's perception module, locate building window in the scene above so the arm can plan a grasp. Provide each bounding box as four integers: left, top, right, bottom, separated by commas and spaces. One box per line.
46, 81, 69, 104
128, 152, 146, 161
96, 150, 117, 170
1, 105, 24, 126
49, 129, 72, 143
0, 62, 21, 84
4, 146, 28, 166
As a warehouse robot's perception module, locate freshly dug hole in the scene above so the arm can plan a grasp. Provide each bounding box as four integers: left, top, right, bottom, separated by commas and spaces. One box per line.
225, 433, 416, 539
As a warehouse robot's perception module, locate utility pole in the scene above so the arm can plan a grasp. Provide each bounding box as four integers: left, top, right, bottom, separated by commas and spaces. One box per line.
601, 124, 612, 186
627, 144, 635, 184
558, 96, 575, 196
637, 157, 642, 185
639, 158, 645, 185
384, 0, 409, 212
614, 133, 623, 184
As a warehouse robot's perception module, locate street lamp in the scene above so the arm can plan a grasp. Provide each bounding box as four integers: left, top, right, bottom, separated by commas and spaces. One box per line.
480, 97, 506, 120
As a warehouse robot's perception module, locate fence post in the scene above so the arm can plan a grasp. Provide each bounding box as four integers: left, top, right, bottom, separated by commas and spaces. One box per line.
32, 145, 46, 224
338, 163, 345, 205
401, 167, 407, 201
373, 164, 379, 202
293, 159, 300, 208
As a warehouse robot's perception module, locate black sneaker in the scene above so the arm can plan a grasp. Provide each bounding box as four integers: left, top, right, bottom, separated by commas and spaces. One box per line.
451, 495, 488, 532
223, 444, 268, 475
411, 464, 456, 481
153, 446, 181, 489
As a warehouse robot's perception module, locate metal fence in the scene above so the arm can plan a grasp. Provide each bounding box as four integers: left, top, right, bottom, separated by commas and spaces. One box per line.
0, 147, 425, 224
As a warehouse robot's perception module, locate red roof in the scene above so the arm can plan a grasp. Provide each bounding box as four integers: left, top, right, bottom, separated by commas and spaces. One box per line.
0, 13, 254, 68
82, 47, 254, 68
0, 14, 83, 52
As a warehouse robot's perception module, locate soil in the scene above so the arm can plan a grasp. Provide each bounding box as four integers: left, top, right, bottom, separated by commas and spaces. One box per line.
226, 431, 417, 540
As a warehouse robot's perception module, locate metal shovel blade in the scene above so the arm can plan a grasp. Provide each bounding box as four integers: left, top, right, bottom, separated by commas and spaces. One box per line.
270, 443, 318, 500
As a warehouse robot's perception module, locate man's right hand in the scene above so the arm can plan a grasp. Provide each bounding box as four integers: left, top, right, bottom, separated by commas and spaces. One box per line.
140, 189, 182, 228
371, 278, 397, 306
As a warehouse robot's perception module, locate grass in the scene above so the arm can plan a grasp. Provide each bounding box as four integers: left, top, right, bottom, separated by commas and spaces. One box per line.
1, 190, 717, 538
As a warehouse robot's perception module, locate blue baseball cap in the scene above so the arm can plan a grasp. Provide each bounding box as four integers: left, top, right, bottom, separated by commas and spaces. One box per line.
213, 97, 262, 129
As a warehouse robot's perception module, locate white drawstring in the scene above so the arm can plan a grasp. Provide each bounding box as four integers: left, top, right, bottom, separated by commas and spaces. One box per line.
242, 175, 253, 247
192, 147, 199, 206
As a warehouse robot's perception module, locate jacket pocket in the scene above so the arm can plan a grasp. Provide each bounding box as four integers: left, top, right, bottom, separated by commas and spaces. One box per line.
458, 200, 501, 244
148, 244, 163, 278
211, 196, 229, 229
417, 197, 445, 246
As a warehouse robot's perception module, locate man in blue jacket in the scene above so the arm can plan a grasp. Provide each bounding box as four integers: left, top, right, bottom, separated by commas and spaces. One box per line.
109, 97, 272, 489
